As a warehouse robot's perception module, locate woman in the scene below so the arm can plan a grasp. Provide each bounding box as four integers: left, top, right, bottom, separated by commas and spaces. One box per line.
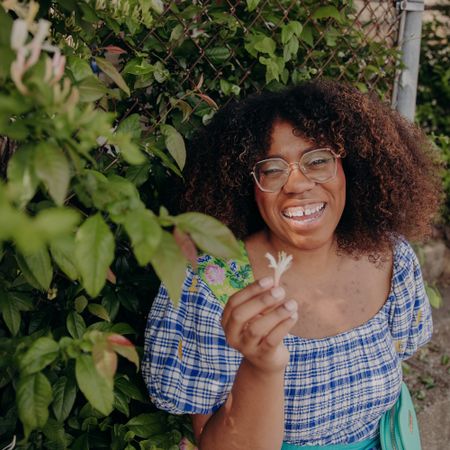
142, 80, 442, 450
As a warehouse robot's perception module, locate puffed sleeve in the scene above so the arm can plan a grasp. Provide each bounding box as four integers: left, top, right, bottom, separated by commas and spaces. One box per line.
388, 239, 433, 361
141, 266, 242, 414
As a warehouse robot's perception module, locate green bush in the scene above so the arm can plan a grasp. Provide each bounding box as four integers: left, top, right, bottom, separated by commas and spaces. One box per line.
416, 14, 450, 225
0, 1, 399, 448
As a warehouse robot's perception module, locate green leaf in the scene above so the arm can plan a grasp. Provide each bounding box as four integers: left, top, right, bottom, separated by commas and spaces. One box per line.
126, 413, 165, 438
259, 56, 285, 84
17, 248, 53, 291
150, 0, 164, 14
283, 36, 299, 62
300, 24, 314, 47
170, 97, 193, 123
68, 56, 93, 82
204, 47, 231, 63
0, 288, 21, 336
175, 212, 240, 259
50, 235, 79, 280
34, 208, 81, 240
426, 284, 442, 308
71, 434, 89, 450
115, 376, 147, 403
160, 124, 186, 171
123, 58, 154, 76
105, 175, 145, 221
114, 387, 130, 416
17, 373, 53, 438
42, 418, 70, 448
147, 146, 182, 177
20, 337, 59, 375
95, 57, 130, 96
75, 214, 115, 298
125, 163, 151, 187
67, 311, 86, 339
34, 142, 71, 206
75, 354, 114, 415
150, 231, 188, 305
312, 6, 342, 22
219, 79, 241, 96
117, 114, 143, 141
111, 132, 147, 165
75, 295, 89, 313
254, 36, 276, 55
246, 0, 261, 12
6, 144, 39, 208
11, 292, 35, 312
52, 375, 77, 422
124, 209, 162, 265
88, 303, 111, 322
0, 6, 13, 47
77, 75, 109, 102
281, 21, 303, 44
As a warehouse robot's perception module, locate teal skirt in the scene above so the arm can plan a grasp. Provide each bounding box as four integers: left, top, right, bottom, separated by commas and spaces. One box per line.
281, 437, 378, 450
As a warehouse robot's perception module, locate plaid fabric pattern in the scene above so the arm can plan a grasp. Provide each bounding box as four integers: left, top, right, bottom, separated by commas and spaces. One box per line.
142, 239, 432, 447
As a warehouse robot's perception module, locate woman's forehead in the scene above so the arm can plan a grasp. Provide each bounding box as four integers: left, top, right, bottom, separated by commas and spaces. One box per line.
266, 121, 317, 158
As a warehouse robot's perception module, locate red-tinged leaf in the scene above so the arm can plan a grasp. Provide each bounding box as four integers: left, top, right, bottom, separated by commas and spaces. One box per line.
173, 227, 198, 270
107, 334, 139, 370
195, 93, 218, 109
195, 74, 204, 91
92, 341, 118, 383
106, 268, 116, 284
102, 45, 127, 55
107, 333, 133, 347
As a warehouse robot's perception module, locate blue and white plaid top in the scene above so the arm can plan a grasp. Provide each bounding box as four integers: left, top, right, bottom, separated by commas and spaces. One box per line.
142, 238, 432, 447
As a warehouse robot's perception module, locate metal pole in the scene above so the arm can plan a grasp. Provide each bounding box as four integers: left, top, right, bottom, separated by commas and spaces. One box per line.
394, 0, 425, 122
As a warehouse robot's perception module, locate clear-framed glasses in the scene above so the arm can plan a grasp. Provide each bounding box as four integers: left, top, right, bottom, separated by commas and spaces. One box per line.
251, 147, 341, 193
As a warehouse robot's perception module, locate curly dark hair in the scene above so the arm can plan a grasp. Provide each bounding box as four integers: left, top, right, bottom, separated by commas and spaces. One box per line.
181, 79, 442, 256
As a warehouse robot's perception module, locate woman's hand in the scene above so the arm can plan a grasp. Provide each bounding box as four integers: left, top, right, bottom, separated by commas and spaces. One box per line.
221, 277, 298, 374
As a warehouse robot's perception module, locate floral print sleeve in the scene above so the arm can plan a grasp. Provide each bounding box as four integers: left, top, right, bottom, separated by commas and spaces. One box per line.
197, 241, 254, 304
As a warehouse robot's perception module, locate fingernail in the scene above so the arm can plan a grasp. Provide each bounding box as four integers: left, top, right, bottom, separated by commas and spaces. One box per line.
283, 299, 297, 312
271, 286, 285, 299
290, 312, 298, 321
259, 276, 273, 288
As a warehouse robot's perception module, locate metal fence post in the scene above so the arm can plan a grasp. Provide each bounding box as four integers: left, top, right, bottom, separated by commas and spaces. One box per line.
393, 0, 425, 121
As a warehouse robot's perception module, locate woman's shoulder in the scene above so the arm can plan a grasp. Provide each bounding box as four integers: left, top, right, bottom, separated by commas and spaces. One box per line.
391, 236, 422, 277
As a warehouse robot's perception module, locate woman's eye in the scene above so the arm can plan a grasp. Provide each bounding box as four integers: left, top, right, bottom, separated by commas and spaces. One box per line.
263, 168, 284, 176
308, 157, 331, 167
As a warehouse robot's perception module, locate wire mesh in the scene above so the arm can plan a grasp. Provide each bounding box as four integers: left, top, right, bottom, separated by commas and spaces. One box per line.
139, 0, 402, 129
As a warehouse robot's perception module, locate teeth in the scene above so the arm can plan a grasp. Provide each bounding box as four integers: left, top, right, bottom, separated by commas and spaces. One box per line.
283, 203, 324, 218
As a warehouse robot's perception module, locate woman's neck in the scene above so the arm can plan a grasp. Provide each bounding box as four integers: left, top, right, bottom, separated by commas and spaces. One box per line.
260, 229, 342, 277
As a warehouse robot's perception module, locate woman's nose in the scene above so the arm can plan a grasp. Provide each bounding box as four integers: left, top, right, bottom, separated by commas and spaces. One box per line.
282, 163, 316, 194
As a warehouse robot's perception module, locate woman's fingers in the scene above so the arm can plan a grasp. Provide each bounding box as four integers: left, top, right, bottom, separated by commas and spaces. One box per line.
242, 299, 298, 348
222, 286, 285, 338
221, 276, 275, 325
262, 310, 298, 348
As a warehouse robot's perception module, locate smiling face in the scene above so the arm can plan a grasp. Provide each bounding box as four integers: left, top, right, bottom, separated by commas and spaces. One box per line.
254, 121, 346, 252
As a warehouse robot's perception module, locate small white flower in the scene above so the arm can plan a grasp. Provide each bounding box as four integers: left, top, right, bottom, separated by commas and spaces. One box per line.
265, 251, 293, 286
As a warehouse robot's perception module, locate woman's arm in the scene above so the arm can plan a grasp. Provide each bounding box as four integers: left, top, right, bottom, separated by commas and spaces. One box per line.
193, 277, 298, 450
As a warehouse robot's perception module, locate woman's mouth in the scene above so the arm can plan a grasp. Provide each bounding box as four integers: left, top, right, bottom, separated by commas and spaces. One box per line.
282, 202, 326, 224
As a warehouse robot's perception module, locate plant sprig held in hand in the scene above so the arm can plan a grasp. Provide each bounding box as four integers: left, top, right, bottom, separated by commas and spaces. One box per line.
265, 251, 293, 286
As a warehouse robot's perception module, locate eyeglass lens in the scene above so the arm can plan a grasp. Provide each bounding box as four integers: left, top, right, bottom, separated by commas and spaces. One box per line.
254, 149, 337, 192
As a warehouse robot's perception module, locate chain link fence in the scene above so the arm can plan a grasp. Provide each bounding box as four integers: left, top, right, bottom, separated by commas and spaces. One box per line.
136, 0, 404, 131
